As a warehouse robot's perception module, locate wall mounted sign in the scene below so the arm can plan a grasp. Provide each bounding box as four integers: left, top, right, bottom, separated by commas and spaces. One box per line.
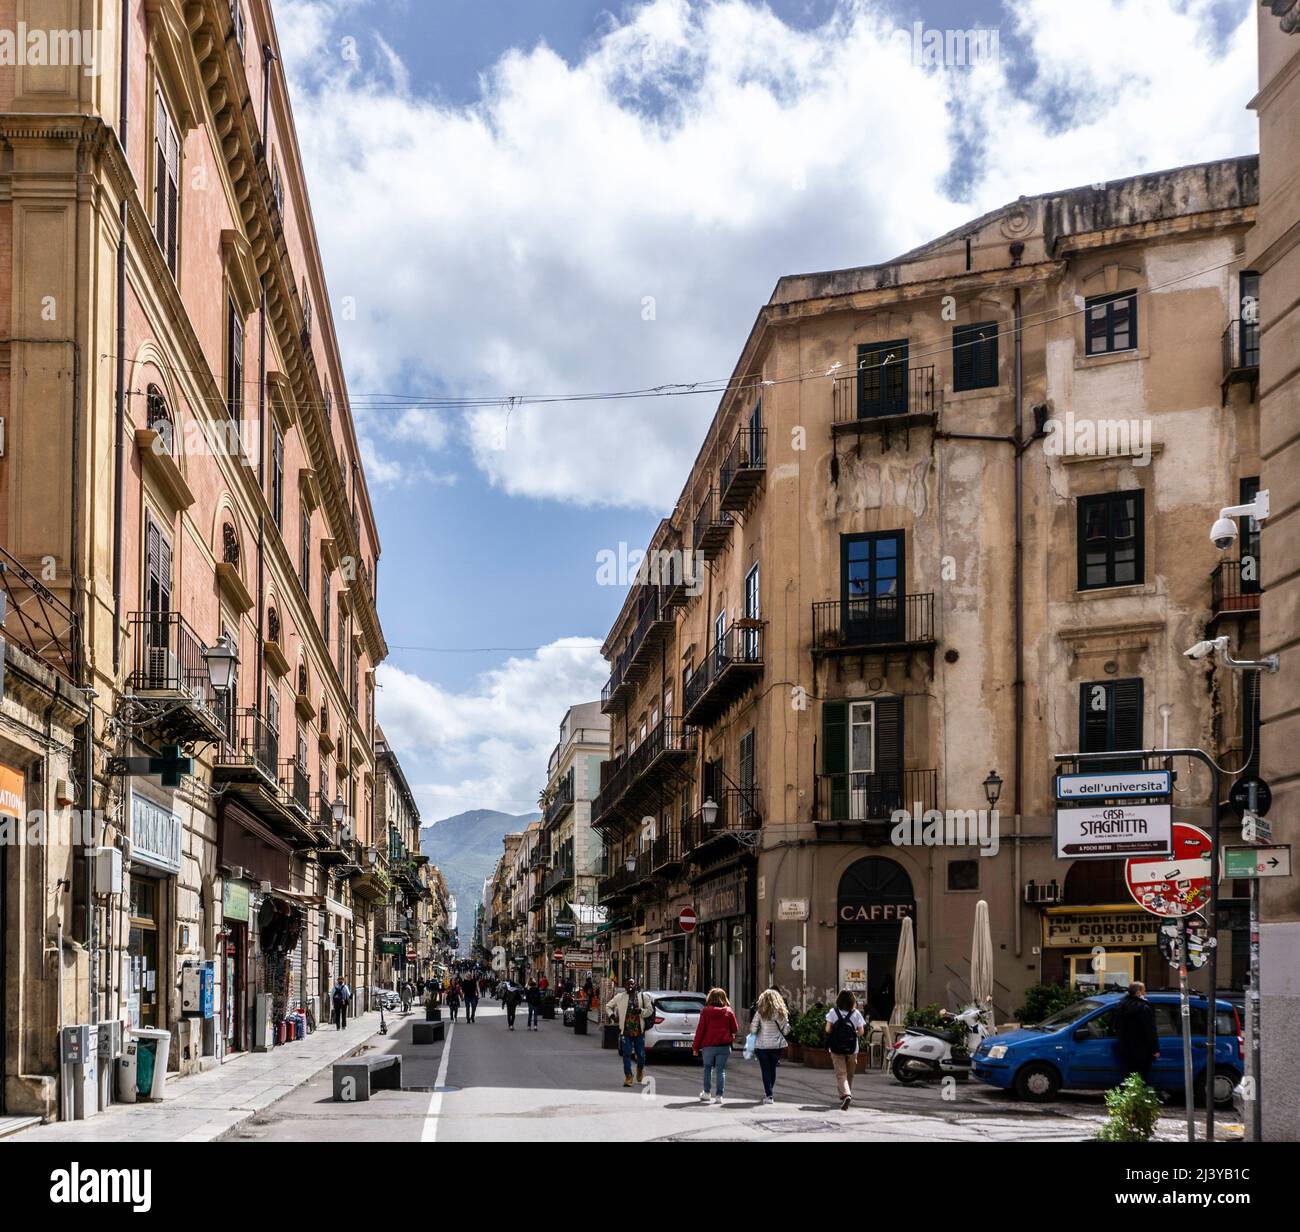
1042, 907, 1158, 948
1056, 770, 1172, 800
1055, 804, 1172, 860
130, 791, 183, 875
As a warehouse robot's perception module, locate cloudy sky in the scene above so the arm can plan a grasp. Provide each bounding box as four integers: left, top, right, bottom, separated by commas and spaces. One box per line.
273, 0, 1258, 824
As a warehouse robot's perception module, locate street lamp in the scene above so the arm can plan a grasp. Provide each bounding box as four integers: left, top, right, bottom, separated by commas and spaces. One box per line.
202, 633, 239, 692
701, 796, 719, 827
625, 855, 636, 873
982, 770, 1003, 810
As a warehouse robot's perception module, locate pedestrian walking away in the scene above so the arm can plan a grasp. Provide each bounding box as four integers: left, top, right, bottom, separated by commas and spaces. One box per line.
825, 989, 866, 1110
693, 988, 739, 1104
1113, 980, 1159, 1083
607, 978, 655, 1086
749, 987, 792, 1104
447, 982, 461, 1023
525, 979, 542, 1030
331, 978, 352, 1031
503, 980, 522, 1030
461, 972, 480, 1023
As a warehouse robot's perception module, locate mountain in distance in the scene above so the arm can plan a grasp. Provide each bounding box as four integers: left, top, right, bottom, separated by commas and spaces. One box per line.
421, 808, 539, 952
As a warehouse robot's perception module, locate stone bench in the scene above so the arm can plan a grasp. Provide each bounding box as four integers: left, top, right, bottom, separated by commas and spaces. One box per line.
412, 1021, 445, 1044
332, 1053, 402, 1102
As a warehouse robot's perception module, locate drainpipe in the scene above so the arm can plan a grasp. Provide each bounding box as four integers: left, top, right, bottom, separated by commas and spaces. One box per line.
1012, 286, 1025, 960
83, 686, 98, 1026
112, 0, 130, 675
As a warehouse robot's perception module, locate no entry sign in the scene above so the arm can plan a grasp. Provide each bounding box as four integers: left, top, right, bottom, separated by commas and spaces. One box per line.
1125, 822, 1213, 917
678, 906, 697, 933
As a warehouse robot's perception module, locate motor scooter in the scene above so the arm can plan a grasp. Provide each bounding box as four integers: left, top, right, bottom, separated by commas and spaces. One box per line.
890, 1003, 990, 1084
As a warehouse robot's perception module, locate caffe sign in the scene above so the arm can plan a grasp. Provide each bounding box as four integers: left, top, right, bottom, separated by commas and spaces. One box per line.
838, 900, 914, 924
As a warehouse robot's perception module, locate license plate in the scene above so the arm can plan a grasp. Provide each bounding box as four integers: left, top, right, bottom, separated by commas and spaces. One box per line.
672, 1040, 691, 1048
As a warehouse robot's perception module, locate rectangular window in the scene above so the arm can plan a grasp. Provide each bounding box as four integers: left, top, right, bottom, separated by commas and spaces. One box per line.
270, 422, 284, 530
1239, 476, 1261, 595
1077, 490, 1143, 589
337, 611, 346, 679
947, 860, 980, 892
953, 320, 998, 391
856, 339, 909, 417
1084, 290, 1138, 355
822, 696, 903, 821
738, 728, 756, 821
302, 285, 313, 341
227, 302, 244, 419
322, 569, 332, 644
230, 0, 245, 53
153, 91, 180, 274
300, 506, 311, 595
1079, 679, 1144, 771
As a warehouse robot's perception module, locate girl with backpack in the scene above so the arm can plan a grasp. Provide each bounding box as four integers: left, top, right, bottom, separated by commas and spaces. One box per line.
825, 989, 866, 1110
748, 987, 791, 1104
693, 988, 739, 1105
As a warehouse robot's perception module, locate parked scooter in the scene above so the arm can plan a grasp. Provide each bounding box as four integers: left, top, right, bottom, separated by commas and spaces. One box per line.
890, 1004, 990, 1084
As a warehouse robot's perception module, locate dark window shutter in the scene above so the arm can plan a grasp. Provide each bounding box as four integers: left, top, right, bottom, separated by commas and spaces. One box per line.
823, 701, 847, 819
1111, 679, 1143, 752
1080, 682, 1110, 754
874, 697, 904, 779
1080, 679, 1143, 770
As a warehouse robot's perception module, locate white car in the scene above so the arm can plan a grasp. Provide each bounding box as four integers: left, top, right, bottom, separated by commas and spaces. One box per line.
642, 991, 708, 1059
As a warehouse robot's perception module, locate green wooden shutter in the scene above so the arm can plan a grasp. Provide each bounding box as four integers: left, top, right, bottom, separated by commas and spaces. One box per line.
823, 701, 847, 819
1111, 679, 1143, 751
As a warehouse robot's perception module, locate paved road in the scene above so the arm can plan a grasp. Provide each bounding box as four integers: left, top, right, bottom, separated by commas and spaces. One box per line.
224, 999, 1221, 1143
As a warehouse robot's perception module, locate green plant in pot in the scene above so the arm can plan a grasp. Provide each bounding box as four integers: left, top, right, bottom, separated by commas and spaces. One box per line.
1097, 1074, 1162, 1142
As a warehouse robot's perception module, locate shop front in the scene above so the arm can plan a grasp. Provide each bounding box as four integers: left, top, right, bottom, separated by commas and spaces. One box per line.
126, 787, 184, 1033
1041, 905, 1159, 990
642, 893, 691, 991
222, 878, 251, 1053
835, 856, 916, 1023
693, 866, 753, 1009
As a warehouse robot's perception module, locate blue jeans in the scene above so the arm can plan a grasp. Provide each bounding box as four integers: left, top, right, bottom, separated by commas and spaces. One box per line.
755, 1048, 781, 1097
622, 1032, 646, 1076
701, 1044, 731, 1095
527, 1004, 540, 1027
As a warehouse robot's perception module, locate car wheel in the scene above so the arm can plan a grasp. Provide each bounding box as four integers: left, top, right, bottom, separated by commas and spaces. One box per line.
1195, 1065, 1237, 1109
1012, 1063, 1060, 1102
891, 1056, 922, 1084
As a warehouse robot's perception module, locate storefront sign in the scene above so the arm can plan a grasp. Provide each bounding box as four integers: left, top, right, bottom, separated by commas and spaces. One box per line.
0, 763, 25, 819
1043, 907, 1158, 948
130, 792, 183, 875
223, 879, 251, 923
695, 871, 747, 924
1055, 804, 1172, 860
837, 900, 913, 923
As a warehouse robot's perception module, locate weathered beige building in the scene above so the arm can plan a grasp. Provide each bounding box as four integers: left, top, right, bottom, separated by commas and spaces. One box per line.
594, 159, 1260, 1063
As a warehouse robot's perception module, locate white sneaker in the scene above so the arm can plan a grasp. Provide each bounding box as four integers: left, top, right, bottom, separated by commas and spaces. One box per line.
763, 1096, 774, 1105
699, 1091, 711, 1103
714, 1095, 724, 1105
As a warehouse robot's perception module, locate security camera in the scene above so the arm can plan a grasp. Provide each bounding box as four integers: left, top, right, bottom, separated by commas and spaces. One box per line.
1210, 489, 1270, 552
1183, 638, 1226, 660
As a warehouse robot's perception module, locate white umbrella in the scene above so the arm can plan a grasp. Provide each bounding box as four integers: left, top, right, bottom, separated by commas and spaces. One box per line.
889, 915, 916, 1026
970, 898, 994, 1021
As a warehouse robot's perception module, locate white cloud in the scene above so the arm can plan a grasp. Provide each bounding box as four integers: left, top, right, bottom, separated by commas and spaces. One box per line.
278, 0, 1255, 512
376, 639, 607, 819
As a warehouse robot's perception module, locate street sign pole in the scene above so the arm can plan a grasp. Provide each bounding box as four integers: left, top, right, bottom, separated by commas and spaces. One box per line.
1177, 916, 1195, 1142
1248, 780, 1262, 1143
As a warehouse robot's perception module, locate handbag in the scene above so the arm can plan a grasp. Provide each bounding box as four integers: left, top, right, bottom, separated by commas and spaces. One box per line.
743, 1031, 758, 1060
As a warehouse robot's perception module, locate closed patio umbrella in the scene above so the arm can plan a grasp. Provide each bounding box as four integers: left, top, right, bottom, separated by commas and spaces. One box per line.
970, 899, 994, 1020
889, 915, 916, 1026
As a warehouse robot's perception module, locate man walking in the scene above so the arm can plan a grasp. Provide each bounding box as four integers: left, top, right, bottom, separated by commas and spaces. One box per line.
461, 970, 479, 1023
503, 980, 522, 1030
331, 978, 352, 1031
606, 978, 655, 1087
1114, 980, 1160, 1083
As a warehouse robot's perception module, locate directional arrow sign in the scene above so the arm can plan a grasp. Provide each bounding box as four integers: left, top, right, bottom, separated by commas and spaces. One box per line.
1223, 845, 1291, 880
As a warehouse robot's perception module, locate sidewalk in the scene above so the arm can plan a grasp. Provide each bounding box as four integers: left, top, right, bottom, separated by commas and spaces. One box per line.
5, 1011, 386, 1144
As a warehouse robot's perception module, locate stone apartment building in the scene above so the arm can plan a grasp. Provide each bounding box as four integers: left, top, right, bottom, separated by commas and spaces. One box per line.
594, 157, 1262, 1035
537, 700, 608, 985
1, 0, 387, 1119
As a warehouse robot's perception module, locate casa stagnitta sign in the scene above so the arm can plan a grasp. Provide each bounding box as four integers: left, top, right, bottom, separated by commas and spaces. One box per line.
130, 792, 182, 875
1054, 803, 1172, 860
1055, 770, 1172, 800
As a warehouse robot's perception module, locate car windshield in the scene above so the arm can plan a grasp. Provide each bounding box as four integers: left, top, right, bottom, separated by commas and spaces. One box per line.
1028, 998, 1107, 1030
654, 997, 705, 1014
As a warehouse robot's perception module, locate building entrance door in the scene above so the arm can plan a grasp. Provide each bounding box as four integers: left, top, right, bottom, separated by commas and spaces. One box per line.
128, 877, 161, 1028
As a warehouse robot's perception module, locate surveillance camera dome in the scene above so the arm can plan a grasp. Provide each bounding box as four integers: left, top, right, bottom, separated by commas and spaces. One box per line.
1210, 516, 1238, 551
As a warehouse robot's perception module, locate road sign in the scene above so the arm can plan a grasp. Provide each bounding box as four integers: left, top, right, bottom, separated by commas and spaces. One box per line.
1229, 778, 1272, 820
1055, 803, 1172, 859
1125, 822, 1213, 917
1056, 770, 1172, 800
777, 898, 809, 921
1223, 845, 1291, 880
1242, 813, 1273, 845
678, 906, 697, 933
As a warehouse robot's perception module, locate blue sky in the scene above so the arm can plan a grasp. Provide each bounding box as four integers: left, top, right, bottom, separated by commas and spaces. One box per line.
275, 0, 1258, 823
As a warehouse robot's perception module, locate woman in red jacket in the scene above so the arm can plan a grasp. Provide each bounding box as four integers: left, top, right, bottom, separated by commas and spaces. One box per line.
692, 988, 739, 1105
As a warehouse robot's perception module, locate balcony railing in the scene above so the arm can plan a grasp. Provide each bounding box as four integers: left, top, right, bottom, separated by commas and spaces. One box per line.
650, 823, 682, 873
692, 488, 733, 561
601, 651, 627, 713
280, 760, 310, 816
592, 716, 695, 825
545, 768, 575, 827
529, 842, 552, 871
832, 364, 937, 427
682, 788, 762, 855
813, 769, 937, 824
1, 543, 81, 684
127, 610, 216, 703
543, 864, 574, 896
626, 586, 674, 676
219, 708, 279, 781
1222, 317, 1260, 385
812, 593, 935, 652
598, 863, 638, 902
1210, 557, 1260, 617
683, 624, 764, 726
719, 427, 767, 512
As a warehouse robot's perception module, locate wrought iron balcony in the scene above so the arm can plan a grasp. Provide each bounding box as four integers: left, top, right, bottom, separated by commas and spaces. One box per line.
1, 543, 81, 684
280, 759, 311, 818
1221, 317, 1259, 395
1210, 558, 1260, 619
598, 863, 639, 904
650, 822, 684, 874
625, 586, 675, 678
832, 364, 937, 429
683, 624, 764, 727
681, 788, 762, 858
592, 717, 696, 828
719, 426, 767, 513
692, 488, 733, 561
124, 610, 225, 742
529, 841, 552, 871
812, 593, 936, 654
601, 649, 631, 714
543, 863, 575, 896
813, 769, 937, 826
545, 767, 575, 827
215, 707, 279, 783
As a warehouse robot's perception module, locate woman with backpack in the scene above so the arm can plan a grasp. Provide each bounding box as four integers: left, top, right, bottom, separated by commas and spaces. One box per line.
524, 979, 543, 1030
447, 980, 462, 1023
692, 988, 739, 1105
825, 989, 866, 1110
748, 987, 791, 1104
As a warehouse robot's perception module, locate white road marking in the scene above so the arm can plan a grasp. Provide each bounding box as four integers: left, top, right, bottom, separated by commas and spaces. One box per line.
420, 1020, 456, 1143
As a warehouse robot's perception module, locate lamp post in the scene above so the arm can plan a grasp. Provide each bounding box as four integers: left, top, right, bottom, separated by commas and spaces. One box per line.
202, 632, 239, 693
982, 770, 1003, 810
701, 796, 719, 827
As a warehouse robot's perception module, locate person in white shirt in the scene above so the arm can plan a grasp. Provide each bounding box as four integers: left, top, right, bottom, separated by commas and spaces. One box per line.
824, 989, 866, 1110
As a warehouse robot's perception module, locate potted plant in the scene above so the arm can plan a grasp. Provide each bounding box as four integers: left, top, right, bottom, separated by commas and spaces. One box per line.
792, 1004, 832, 1067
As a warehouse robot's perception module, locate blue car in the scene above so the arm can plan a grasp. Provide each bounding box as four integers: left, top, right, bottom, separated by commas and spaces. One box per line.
972, 993, 1241, 1106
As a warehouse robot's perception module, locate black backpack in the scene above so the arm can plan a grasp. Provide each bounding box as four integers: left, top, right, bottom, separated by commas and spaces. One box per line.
827, 1008, 858, 1055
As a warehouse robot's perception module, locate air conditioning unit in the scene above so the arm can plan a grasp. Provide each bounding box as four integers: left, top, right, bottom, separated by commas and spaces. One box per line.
227, 865, 246, 882
146, 646, 180, 690
340, 821, 355, 844
1023, 880, 1063, 906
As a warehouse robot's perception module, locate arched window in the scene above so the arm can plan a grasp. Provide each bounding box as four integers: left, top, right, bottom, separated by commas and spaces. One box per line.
222, 521, 240, 567
267, 605, 281, 644
146, 384, 174, 453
